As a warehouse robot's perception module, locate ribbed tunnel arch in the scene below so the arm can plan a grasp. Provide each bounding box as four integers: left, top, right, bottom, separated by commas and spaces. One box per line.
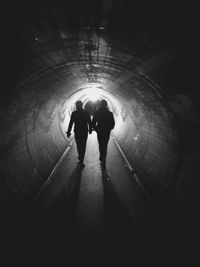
1, 43, 181, 209
1, 0, 199, 263
1, 33, 198, 202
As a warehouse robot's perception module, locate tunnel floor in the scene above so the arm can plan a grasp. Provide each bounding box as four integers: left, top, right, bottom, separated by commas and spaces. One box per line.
1, 133, 199, 266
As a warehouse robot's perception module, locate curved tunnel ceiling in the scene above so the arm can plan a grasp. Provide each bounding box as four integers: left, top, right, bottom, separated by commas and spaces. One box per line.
0, 0, 199, 220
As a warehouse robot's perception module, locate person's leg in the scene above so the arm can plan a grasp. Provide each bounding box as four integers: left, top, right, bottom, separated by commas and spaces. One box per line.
75, 134, 82, 161
101, 134, 109, 163
79, 133, 88, 163
97, 133, 109, 163
97, 134, 103, 161
75, 132, 88, 163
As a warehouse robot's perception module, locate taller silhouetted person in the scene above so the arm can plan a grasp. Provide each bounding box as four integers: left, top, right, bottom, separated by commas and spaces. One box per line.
67, 100, 92, 166
92, 99, 115, 165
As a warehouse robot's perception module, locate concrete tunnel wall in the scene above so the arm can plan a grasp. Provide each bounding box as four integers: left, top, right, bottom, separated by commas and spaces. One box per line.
1, 65, 179, 216
111, 83, 178, 200
0, 72, 69, 215
1, 24, 199, 219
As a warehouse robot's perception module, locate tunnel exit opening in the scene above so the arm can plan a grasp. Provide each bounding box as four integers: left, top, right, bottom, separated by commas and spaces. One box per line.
59, 82, 126, 138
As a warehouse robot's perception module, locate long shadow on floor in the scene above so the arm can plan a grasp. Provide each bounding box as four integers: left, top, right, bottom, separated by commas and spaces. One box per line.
100, 164, 176, 265
100, 164, 146, 263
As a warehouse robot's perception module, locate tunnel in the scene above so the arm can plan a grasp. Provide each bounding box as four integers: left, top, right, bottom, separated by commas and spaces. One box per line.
1, 0, 199, 265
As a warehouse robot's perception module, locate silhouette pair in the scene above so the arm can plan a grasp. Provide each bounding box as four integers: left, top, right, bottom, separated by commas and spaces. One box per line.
66, 99, 115, 167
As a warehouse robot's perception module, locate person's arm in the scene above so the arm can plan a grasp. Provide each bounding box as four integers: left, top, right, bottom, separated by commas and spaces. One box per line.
66, 112, 74, 138
109, 112, 115, 130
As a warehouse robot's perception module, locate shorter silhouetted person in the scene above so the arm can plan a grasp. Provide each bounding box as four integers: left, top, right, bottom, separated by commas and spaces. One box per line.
66, 100, 92, 166
92, 99, 115, 165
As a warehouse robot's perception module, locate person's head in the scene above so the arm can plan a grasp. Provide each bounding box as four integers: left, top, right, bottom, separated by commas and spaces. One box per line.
99, 99, 107, 109
76, 100, 83, 110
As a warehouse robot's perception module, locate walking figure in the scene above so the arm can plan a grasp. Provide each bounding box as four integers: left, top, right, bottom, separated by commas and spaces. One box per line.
92, 99, 115, 165
66, 100, 92, 166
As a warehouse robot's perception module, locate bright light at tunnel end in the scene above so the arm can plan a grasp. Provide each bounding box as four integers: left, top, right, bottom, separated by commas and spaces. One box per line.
83, 84, 103, 102
61, 82, 125, 136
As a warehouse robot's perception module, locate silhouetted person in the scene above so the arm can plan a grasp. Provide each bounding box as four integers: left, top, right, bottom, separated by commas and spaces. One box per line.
66, 100, 92, 166
92, 99, 115, 165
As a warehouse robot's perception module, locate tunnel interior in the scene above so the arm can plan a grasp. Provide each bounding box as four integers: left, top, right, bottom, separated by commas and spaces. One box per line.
1, 0, 199, 264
